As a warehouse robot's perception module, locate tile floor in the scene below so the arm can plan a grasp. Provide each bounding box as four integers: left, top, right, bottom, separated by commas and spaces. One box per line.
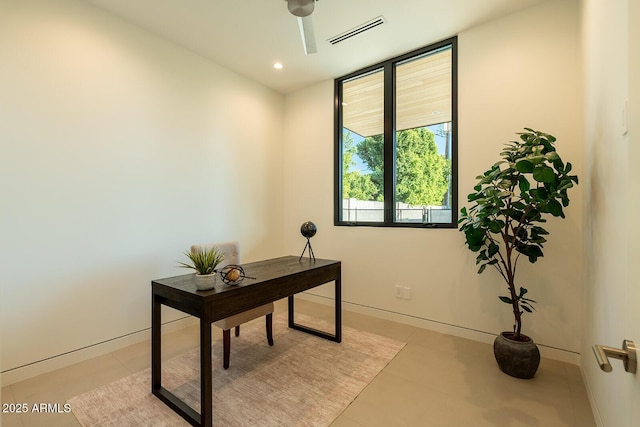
1, 299, 595, 427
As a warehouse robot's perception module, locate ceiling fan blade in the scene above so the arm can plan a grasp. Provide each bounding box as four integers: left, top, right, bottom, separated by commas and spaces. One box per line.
297, 15, 317, 55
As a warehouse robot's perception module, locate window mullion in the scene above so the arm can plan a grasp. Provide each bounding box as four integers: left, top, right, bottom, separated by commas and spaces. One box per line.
383, 62, 395, 224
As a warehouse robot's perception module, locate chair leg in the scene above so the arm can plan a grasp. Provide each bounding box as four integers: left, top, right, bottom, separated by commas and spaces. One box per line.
235, 325, 240, 337
223, 329, 230, 370
266, 313, 274, 346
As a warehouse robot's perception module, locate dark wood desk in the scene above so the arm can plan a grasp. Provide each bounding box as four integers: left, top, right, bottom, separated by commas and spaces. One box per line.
151, 256, 341, 427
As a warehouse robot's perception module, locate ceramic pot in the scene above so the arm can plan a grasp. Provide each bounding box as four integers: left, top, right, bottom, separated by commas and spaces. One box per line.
493, 332, 540, 379
194, 273, 216, 290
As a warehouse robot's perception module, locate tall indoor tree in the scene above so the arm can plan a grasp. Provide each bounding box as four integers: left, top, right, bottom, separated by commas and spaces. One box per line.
458, 128, 578, 342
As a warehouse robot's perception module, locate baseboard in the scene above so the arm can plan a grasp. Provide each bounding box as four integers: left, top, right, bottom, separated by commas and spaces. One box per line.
3, 294, 582, 386
580, 364, 604, 427
1, 316, 198, 386
297, 292, 581, 365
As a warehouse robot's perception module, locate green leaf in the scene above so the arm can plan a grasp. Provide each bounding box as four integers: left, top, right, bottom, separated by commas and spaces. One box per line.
533, 165, 556, 183
529, 235, 547, 244
478, 264, 487, 274
515, 160, 535, 173
519, 287, 528, 297
488, 242, 500, 257
521, 305, 533, 313
468, 192, 482, 202
465, 227, 486, 248
532, 187, 549, 201
488, 220, 504, 233
545, 199, 563, 217
499, 296, 513, 304
558, 180, 574, 191
564, 162, 573, 174
516, 244, 544, 263
178, 247, 225, 275
553, 158, 566, 172
531, 226, 549, 235
544, 151, 560, 161
518, 175, 530, 193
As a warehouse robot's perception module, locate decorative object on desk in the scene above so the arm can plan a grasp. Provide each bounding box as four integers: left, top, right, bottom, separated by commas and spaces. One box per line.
189, 241, 273, 370
458, 128, 578, 379
299, 220, 317, 261
219, 264, 255, 285
177, 246, 225, 290
193, 274, 216, 290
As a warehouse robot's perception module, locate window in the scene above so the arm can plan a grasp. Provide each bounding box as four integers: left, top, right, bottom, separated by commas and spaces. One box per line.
334, 37, 457, 228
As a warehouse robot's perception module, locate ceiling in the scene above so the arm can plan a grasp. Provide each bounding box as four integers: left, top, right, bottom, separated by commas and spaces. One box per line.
85, 0, 548, 94
344, 47, 452, 137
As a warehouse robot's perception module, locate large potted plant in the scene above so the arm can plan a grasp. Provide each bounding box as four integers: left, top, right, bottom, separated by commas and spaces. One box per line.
458, 128, 578, 378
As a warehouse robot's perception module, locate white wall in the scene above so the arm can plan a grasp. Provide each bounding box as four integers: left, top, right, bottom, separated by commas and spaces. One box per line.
458, 0, 584, 356
0, 0, 587, 388
283, 0, 584, 362
581, 0, 636, 425
0, 0, 284, 384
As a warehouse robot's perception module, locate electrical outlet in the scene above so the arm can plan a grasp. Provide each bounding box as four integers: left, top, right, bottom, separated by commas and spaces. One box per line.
395, 286, 412, 299
395, 285, 403, 298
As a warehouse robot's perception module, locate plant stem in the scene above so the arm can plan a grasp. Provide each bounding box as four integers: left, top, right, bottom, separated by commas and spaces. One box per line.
503, 180, 523, 339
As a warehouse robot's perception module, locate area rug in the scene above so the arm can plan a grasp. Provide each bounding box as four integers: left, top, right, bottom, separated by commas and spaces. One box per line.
68, 313, 406, 426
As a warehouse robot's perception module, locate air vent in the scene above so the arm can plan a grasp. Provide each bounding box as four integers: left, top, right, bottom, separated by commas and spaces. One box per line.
328, 16, 386, 45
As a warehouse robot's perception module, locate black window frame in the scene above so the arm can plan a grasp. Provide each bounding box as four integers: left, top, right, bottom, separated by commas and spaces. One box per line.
334, 36, 458, 229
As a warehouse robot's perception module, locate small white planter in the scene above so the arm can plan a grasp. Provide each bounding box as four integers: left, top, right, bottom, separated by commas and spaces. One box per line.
194, 273, 216, 290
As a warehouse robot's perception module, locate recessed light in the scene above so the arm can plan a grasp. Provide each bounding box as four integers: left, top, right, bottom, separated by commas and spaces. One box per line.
274, 62, 283, 70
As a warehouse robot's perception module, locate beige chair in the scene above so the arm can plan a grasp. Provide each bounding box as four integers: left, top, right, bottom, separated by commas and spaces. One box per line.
190, 241, 274, 369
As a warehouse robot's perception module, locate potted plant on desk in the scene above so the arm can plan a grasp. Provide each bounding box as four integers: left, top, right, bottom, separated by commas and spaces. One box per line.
178, 246, 225, 290
458, 128, 578, 378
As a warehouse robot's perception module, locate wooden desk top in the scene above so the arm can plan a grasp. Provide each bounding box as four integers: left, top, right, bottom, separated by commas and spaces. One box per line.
151, 256, 340, 320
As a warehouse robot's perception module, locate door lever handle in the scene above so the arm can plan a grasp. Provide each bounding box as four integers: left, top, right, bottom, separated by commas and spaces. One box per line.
593, 340, 636, 374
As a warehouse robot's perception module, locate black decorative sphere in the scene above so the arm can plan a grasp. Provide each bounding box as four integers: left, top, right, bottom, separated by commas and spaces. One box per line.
300, 221, 317, 238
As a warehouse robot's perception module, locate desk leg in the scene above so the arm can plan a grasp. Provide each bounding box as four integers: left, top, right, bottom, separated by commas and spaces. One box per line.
151, 293, 161, 393
151, 292, 205, 427
335, 275, 342, 343
288, 277, 342, 343
288, 295, 295, 329
200, 317, 213, 427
